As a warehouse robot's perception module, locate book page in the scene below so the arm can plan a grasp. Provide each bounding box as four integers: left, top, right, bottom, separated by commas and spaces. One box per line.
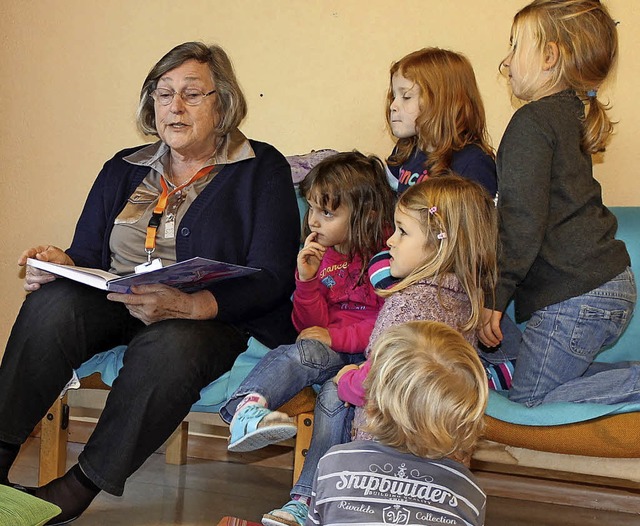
27, 257, 259, 293
26, 259, 117, 290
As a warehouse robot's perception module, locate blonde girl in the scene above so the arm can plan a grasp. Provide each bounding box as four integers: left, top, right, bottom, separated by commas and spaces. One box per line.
337, 175, 499, 410
480, 0, 637, 406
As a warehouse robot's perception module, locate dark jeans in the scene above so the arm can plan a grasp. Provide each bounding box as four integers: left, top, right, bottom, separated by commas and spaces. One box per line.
0, 280, 248, 495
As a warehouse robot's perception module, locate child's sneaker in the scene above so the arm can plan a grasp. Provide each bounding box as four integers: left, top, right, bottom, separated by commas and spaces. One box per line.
262, 499, 308, 526
227, 404, 297, 452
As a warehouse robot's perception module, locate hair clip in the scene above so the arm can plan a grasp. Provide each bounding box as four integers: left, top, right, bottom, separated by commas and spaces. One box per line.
587, 89, 598, 98
429, 206, 438, 215
437, 232, 447, 240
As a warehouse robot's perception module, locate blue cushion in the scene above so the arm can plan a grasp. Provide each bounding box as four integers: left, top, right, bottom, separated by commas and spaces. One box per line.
596, 207, 640, 363
191, 337, 272, 413
486, 390, 640, 426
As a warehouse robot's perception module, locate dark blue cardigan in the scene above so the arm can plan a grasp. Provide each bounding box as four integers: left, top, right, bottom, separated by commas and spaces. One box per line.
66, 139, 300, 347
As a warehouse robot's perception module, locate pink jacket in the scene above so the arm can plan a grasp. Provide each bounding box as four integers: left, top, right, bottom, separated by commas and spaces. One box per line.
292, 248, 384, 354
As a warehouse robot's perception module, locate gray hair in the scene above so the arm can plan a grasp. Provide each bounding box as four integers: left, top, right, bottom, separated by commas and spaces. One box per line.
136, 42, 247, 137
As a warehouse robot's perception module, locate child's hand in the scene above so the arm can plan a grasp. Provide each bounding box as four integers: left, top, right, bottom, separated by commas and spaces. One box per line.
478, 308, 504, 348
333, 363, 361, 384
297, 326, 332, 347
297, 232, 326, 281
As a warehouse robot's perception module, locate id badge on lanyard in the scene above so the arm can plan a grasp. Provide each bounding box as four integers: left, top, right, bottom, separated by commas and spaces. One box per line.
142, 166, 212, 268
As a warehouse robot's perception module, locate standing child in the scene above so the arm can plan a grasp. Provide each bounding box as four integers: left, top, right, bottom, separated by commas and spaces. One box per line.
308, 320, 488, 526
370, 47, 497, 290
479, 0, 637, 406
263, 175, 501, 526
219, 151, 394, 451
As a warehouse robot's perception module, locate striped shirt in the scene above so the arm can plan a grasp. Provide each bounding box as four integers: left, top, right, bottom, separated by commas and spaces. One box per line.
307, 441, 486, 526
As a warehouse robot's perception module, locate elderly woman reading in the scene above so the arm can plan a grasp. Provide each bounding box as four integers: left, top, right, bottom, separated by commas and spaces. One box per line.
0, 41, 299, 524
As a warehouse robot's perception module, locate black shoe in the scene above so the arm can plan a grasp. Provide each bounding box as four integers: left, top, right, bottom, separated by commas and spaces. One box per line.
0, 479, 32, 492
45, 514, 81, 526
34, 464, 100, 525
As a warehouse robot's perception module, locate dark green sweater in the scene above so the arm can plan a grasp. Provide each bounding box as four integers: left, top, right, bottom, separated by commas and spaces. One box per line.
495, 90, 629, 322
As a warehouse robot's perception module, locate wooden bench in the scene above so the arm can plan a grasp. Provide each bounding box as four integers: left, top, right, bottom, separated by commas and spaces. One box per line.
39, 375, 316, 486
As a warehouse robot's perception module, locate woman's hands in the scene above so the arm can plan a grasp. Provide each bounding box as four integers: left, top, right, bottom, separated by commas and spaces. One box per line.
19, 243, 219, 325
297, 232, 326, 282
19, 245, 75, 291
107, 285, 218, 325
478, 307, 504, 348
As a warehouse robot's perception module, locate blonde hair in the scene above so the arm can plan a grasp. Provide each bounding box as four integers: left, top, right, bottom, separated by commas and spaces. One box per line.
364, 321, 488, 460
387, 47, 493, 177
137, 42, 247, 138
506, 0, 618, 153
299, 151, 395, 284
380, 176, 497, 332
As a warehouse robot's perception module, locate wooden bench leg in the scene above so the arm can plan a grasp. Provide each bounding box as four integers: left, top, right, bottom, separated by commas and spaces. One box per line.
165, 421, 189, 465
39, 394, 69, 486
293, 411, 314, 485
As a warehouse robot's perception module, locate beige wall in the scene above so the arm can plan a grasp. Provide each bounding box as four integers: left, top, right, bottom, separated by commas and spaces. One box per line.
1, 0, 638, 350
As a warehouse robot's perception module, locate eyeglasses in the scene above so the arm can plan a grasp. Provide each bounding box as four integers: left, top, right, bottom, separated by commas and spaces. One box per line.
150, 87, 216, 106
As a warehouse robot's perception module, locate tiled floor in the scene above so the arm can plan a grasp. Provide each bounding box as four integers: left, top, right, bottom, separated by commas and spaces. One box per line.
12, 438, 291, 525
9, 437, 640, 525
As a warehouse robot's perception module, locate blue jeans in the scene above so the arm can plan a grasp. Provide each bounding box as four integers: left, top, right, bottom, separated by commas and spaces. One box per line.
291, 380, 353, 499
509, 268, 638, 406
220, 339, 363, 422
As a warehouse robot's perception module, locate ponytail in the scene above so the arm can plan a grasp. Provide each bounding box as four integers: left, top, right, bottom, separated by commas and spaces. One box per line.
582, 92, 615, 154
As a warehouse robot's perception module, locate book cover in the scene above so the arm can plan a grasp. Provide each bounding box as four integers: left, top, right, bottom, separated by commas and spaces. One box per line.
26, 257, 260, 293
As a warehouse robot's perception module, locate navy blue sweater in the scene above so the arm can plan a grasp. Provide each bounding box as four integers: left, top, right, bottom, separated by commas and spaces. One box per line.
388, 143, 497, 196
67, 139, 300, 347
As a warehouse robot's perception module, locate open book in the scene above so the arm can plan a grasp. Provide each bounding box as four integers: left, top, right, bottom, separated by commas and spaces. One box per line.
27, 257, 260, 293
